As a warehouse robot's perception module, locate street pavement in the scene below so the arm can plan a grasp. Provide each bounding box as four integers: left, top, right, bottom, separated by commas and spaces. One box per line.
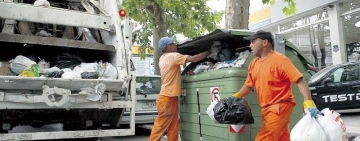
5, 111, 360, 141
337, 109, 360, 140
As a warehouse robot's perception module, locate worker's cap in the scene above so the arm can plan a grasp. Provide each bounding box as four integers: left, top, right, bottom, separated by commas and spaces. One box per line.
158, 37, 175, 50
243, 30, 274, 46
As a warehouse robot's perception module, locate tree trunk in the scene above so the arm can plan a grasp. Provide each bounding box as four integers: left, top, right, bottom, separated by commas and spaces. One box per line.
317, 23, 326, 69
309, 26, 318, 67
151, 3, 167, 75
225, 0, 249, 29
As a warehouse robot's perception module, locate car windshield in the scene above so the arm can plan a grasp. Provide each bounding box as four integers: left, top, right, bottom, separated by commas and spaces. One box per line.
309, 65, 338, 83
136, 76, 161, 95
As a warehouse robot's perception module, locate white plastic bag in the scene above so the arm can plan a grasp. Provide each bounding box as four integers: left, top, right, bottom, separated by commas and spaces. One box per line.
99, 62, 117, 79
73, 63, 99, 74
34, 0, 50, 7
206, 101, 218, 122
61, 71, 81, 79
290, 114, 327, 141
318, 108, 348, 141
9, 55, 36, 69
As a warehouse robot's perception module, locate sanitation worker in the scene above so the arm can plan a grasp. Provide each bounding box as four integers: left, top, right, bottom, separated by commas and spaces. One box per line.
232, 30, 322, 141
148, 36, 210, 141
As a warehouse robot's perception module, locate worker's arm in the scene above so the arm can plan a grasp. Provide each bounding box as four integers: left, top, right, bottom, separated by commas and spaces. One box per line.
295, 77, 321, 117
295, 77, 312, 101
233, 61, 255, 98
232, 85, 253, 98
185, 50, 211, 63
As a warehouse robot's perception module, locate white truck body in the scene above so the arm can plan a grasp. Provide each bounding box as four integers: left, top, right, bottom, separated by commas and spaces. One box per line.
0, 0, 135, 140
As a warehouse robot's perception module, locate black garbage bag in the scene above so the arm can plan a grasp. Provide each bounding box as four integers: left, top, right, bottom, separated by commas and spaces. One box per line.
81, 72, 99, 79
47, 71, 64, 78
213, 96, 254, 125
51, 53, 84, 69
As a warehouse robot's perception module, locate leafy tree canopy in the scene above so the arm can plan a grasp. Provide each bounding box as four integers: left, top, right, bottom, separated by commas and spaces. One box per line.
263, 0, 296, 16
124, 0, 224, 58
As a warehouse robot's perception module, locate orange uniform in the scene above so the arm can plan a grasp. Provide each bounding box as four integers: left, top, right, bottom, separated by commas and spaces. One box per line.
245, 51, 303, 141
148, 52, 188, 141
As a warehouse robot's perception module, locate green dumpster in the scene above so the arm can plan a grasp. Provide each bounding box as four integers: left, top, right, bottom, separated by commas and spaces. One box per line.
176, 29, 313, 141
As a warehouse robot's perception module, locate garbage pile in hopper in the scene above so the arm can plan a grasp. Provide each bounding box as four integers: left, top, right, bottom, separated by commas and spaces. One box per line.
6, 53, 117, 80
186, 41, 250, 75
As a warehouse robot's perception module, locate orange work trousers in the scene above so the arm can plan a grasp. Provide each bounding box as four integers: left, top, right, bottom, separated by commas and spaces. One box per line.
255, 102, 294, 141
148, 95, 179, 141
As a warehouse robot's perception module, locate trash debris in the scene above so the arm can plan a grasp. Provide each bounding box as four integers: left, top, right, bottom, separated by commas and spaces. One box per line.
47, 70, 64, 78
213, 97, 254, 125
9, 55, 37, 75
19, 64, 40, 77
4, 54, 118, 80
61, 71, 81, 79
51, 53, 84, 69
73, 63, 99, 74
185, 41, 250, 75
38, 58, 50, 74
98, 62, 118, 79
80, 83, 106, 101
34, 0, 50, 7
35, 30, 52, 37
81, 72, 99, 79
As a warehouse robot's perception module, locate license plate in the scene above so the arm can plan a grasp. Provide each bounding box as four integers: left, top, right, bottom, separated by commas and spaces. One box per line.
142, 101, 156, 109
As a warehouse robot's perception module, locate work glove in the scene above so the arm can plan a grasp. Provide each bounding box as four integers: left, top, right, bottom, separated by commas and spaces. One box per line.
232, 92, 242, 99
303, 100, 322, 117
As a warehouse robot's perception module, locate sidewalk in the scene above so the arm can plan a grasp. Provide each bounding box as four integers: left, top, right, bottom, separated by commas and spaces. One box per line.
342, 116, 360, 135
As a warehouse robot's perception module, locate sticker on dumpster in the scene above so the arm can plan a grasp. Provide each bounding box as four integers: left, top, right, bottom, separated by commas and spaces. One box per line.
229, 124, 246, 134
210, 87, 220, 102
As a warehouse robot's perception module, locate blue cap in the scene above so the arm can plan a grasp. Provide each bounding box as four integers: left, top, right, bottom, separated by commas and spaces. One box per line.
158, 37, 175, 50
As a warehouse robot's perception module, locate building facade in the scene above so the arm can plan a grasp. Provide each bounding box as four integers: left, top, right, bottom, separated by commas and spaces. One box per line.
249, 0, 360, 68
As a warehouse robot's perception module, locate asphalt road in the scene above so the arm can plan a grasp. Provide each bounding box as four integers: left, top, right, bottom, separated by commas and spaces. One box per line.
5, 110, 360, 141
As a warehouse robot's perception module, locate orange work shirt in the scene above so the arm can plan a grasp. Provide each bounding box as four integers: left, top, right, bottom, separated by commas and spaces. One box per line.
245, 51, 303, 108
159, 52, 188, 97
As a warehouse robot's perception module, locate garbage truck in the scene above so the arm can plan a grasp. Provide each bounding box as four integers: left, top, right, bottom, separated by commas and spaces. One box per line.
0, 0, 136, 140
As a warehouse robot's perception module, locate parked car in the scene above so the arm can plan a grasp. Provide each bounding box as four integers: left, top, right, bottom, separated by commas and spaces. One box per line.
309, 62, 360, 110
122, 75, 160, 125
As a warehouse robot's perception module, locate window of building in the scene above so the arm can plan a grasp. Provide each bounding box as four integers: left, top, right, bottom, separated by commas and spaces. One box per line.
341, 0, 360, 62
341, 0, 360, 14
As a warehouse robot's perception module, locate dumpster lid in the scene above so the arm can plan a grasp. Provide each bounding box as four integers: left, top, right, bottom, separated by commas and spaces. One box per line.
177, 29, 312, 65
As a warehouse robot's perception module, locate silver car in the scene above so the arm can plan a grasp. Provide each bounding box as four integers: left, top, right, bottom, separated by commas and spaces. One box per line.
122, 75, 160, 125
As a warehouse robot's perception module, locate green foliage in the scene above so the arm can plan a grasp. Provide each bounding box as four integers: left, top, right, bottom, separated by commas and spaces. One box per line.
124, 0, 224, 59
263, 0, 296, 16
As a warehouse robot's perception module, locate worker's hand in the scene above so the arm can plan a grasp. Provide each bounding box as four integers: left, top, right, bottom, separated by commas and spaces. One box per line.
303, 100, 322, 117
232, 92, 242, 98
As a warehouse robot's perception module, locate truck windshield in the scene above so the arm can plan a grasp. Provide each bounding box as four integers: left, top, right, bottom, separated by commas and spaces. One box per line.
309, 65, 337, 83
136, 76, 161, 94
